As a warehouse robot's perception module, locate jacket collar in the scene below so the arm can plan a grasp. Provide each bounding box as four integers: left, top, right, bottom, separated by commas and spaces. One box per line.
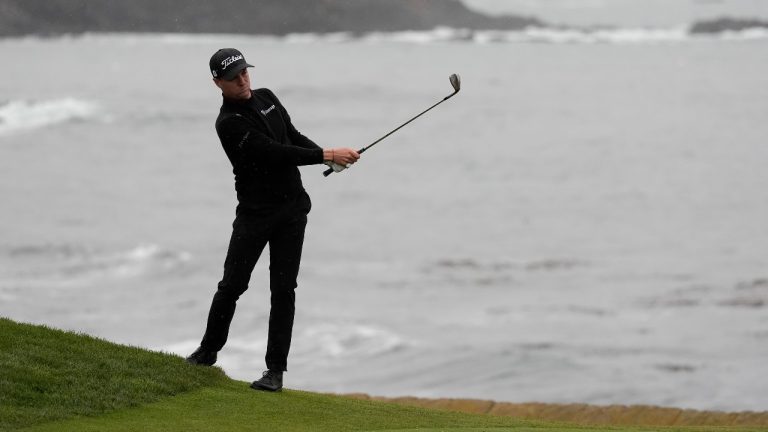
220, 90, 277, 139
221, 89, 254, 108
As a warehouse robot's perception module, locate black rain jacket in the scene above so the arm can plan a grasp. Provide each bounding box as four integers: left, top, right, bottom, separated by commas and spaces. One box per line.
215, 88, 323, 211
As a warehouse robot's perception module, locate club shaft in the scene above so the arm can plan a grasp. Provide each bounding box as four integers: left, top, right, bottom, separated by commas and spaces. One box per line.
323, 90, 458, 177
360, 92, 455, 153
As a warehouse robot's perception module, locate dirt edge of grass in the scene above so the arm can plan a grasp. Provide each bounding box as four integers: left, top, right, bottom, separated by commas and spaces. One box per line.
341, 393, 768, 428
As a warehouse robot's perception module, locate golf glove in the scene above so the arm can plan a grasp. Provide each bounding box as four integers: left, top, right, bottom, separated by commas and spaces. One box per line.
324, 161, 348, 173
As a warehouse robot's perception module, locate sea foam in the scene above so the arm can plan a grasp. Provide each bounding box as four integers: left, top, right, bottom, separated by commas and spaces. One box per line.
0, 98, 105, 137
280, 25, 768, 44
3, 243, 192, 285
299, 323, 406, 359
47, 25, 768, 48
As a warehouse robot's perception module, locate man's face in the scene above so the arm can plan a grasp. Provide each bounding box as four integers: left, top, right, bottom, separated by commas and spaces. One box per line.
214, 68, 251, 100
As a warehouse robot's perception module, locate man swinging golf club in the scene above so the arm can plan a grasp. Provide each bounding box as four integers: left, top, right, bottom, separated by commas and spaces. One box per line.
186, 48, 360, 392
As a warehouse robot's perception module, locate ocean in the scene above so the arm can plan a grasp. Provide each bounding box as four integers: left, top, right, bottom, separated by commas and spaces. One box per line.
1, 29, 767, 411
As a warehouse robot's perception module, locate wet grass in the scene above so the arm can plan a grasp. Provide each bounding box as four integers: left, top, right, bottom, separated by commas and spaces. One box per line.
1, 317, 765, 432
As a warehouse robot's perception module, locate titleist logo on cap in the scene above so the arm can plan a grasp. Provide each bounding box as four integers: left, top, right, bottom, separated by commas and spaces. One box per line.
210, 48, 253, 79
221, 55, 244, 70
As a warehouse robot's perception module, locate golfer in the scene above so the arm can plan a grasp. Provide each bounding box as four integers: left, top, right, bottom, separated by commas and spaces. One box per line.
187, 48, 360, 392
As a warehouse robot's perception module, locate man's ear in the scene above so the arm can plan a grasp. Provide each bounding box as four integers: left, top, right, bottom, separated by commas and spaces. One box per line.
213, 78, 222, 90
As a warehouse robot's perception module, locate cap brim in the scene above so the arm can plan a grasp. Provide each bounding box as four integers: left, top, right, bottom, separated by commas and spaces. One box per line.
220, 62, 254, 81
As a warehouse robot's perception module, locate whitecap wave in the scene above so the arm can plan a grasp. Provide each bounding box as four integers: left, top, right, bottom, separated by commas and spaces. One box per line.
285, 25, 768, 45
0, 98, 107, 137
486, 26, 691, 44
362, 26, 768, 44
283, 32, 357, 44
38, 27, 768, 47
360, 27, 474, 44
3, 243, 192, 283
299, 323, 406, 358
420, 257, 587, 288
717, 27, 768, 40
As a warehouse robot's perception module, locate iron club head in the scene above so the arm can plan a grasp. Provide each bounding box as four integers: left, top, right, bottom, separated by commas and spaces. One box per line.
449, 73, 461, 93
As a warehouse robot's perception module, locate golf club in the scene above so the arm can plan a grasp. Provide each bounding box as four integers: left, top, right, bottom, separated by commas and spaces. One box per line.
324, 73, 461, 177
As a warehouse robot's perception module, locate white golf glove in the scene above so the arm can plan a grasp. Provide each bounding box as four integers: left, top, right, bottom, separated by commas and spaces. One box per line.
324, 161, 349, 173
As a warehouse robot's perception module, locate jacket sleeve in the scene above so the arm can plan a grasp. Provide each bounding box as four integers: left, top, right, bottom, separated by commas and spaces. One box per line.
216, 114, 323, 167
263, 89, 323, 151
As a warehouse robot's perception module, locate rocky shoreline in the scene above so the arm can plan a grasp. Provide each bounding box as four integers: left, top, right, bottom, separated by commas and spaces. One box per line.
3, 0, 767, 39
690, 17, 768, 34
0, 0, 540, 38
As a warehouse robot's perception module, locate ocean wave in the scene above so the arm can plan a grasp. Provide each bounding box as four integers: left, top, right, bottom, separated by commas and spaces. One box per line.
482, 26, 691, 44
299, 323, 406, 358
380, 26, 768, 44
3, 243, 192, 282
0, 98, 107, 137
639, 278, 768, 310
45, 25, 768, 48
422, 257, 587, 287
285, 26, 768, 44
717, 27, 768, 40
718, 278, 768, 309
358, 26, 693, 44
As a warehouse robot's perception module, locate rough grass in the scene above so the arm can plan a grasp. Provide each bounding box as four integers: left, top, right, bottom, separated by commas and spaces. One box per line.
0, 317, 226, 430
1, 317, 766, 432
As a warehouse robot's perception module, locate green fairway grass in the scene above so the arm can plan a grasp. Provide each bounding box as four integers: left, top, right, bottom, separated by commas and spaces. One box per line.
1, 317, 765, 432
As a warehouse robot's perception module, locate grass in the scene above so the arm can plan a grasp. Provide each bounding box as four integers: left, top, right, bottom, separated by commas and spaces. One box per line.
0, 317, 225, 430
1, 317, 766, 432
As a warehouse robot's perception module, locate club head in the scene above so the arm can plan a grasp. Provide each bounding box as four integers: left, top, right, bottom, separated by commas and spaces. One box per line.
449, 73, 461, 93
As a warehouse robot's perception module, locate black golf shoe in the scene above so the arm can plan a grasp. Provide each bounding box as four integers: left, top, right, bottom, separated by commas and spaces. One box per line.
250, 370, 283, 392
185, 347, 217, 366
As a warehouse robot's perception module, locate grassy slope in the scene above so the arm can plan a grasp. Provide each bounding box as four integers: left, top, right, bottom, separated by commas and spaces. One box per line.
0, 317, 226, 430
1, 318, 765, 432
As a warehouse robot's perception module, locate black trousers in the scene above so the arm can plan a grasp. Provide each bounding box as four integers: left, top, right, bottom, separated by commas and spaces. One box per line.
200, 195, 310, 372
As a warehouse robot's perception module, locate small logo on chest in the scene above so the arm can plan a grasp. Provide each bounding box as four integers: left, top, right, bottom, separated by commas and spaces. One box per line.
261, 105, 276, 116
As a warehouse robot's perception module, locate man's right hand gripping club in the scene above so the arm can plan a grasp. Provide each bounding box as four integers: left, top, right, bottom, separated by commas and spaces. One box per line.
323, 147, 360, 173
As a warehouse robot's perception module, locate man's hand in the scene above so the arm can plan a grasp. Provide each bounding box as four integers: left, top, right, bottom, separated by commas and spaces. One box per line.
323, 148, 360, 166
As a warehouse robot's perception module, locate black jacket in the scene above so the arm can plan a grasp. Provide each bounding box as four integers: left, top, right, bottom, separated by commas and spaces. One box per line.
215, 88, 323, 210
